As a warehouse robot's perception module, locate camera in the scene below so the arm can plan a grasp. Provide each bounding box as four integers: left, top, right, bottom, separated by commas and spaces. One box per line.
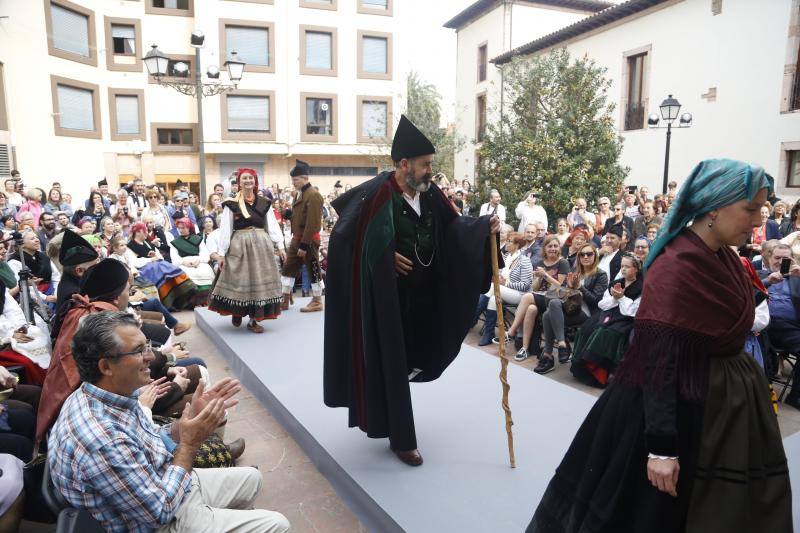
781, 257, 792, 276
627, 185, 638, 194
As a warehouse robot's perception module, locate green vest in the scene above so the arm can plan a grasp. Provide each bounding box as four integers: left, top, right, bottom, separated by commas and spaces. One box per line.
392, 191, 435, 266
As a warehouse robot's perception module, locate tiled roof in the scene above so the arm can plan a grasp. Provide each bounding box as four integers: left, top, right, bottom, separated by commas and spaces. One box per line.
443, 0, 613, 30
491, 0, 668, 64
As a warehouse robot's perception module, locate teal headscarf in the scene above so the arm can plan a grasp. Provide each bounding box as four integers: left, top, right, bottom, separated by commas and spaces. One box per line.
645, 158, 773, 271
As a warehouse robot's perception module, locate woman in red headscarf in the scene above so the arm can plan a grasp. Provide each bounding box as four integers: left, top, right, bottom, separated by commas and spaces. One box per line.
208, 168, 286, 333
169, 217, 215, 306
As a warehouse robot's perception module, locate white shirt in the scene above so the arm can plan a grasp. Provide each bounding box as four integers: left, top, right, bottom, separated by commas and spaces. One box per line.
515, 202, 548, 233
403, 191, 421, 217
624, 205, 641, 219
479, 202, 506, 223
597, 249, 619, 279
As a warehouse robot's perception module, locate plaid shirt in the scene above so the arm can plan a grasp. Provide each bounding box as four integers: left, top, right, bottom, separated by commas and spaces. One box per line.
48, 382, 192, 532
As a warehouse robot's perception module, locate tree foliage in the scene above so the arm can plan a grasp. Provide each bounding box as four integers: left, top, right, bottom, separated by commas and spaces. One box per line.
477, 48, 628, 229
406, 71, 463, 180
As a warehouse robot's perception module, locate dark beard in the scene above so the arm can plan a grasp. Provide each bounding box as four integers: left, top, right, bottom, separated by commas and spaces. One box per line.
404, 172, 432, 193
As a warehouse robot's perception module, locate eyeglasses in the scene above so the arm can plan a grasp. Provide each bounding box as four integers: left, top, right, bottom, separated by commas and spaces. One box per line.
578, 251, 595, 258
106, 340, 153, 360
600, 202, 609, 206
634, 245, 649, 250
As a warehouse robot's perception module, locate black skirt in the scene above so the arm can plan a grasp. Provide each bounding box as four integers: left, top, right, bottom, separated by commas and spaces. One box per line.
527, 352, 792, 533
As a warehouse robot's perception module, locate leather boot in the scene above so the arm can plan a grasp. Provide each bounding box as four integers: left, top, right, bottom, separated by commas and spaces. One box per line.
479, 310, 496, 346
301, 297, 323, 313
391, 447, 423, 466
471, 294, 489, 329
281, 294, 291, 311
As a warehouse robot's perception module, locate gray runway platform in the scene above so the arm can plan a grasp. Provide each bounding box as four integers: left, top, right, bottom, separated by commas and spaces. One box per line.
196, 305, 800, 532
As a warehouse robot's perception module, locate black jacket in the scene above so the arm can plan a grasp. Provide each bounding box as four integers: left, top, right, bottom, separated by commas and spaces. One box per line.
579, 270, 609, 316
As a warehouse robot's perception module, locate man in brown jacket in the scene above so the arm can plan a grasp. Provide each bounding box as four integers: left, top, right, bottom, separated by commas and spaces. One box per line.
281, 160, 325, 312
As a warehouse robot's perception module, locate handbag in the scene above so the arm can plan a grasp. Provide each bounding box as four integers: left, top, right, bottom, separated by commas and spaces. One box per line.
546, 285, 583, 317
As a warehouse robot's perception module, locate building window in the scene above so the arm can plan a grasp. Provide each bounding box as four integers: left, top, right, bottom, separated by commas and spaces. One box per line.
221, 91, 276, 141
151, 123, 198, 152
788, 150, 800, 187
45, 0, 97, 66
299, 0, 337, 10
0, 145, 10, 177
358, 0, 393, 16
104, 17, 142, 72
309, 167, 378, 176
0, 63, 7, 132
357, 32, 391, 80
476, 93, 487, 142
146, 0, 194, 16
50, 76, 101, 139
301, 93, 337, 142
624, 52, 647, 130
357, 96, 392, 143
109, 89, 145, 141
478, 43, 488, 82
221, 20, 275, 73
112, 25, 135, 55
159, 129, 192, 145
300, 26, 337, 76
149, 55, 195, 83
792, 35, 800, 111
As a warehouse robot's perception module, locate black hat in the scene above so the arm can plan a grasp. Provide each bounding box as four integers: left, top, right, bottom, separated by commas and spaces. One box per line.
290, 159, 311, 178
334, 180, 343, 189
59, 229, 99, 267
390, 115, 435, 162
607, 225, 624, 238
98, 178, 108, 187
175, 179, 185, 188
80, 259, 129, 301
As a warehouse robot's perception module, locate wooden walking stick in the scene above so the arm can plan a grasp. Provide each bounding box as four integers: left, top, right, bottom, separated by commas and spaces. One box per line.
490, 233, 516, 468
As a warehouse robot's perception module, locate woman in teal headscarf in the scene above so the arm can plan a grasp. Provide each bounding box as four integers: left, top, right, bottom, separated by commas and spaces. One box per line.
528, 159, 792, 533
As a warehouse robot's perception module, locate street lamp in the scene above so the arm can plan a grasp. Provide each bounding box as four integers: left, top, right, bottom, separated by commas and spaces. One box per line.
648, 94, 692, 194
142, 37, 246, 201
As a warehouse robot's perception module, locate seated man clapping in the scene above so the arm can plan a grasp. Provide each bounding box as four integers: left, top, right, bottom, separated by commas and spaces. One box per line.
48, 311, 290, 533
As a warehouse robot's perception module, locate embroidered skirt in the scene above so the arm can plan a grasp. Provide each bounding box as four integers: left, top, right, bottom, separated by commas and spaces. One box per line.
208, 229, 282, 320
527, 351, 792, 533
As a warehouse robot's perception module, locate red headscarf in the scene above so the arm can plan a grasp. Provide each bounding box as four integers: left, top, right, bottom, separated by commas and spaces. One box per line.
236, 168, 259, 190
565, 228, 589, 248
175, 217, 194, 234
130, 222, 147, 236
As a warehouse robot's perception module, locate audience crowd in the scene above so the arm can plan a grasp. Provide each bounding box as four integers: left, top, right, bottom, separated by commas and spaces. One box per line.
0, 168, 796, 531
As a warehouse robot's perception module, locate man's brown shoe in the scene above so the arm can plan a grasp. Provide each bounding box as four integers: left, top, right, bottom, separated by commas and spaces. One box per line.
174, 322, 192, 336
300, 298, 323, 313
392, 448, 423, 467
281, 294, 291, 311
226, 438, 246, 461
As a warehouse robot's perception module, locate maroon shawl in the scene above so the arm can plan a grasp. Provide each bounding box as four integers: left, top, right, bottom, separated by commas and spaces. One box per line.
615, 230, 754, 400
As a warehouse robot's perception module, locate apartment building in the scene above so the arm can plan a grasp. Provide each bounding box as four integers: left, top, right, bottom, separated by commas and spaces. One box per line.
0, 0, 404, 196
449, 0, 800, 198
444, 0, 613, 187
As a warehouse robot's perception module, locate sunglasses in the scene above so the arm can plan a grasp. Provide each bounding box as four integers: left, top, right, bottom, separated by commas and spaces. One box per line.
578, 251, 595, 258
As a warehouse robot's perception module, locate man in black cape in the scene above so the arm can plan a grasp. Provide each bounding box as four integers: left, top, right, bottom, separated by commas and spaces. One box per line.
323, 115, 500, 466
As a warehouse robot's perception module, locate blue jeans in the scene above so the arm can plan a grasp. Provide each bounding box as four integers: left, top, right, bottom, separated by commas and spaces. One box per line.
141, 298, 178, 329
301, 265, 311, 292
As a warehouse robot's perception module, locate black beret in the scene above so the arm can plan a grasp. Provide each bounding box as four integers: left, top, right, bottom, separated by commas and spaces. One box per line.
80, 259, 129, 301
290, 159, 311, 178
607, 225, 624, 238
59, 229, 99, 267
391, 115, 435, 162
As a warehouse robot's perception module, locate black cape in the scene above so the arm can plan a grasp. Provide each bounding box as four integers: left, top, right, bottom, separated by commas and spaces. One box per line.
323, 171, 496, 449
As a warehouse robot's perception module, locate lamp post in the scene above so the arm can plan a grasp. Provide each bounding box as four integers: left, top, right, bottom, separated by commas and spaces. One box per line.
647, 94, 692, 194
142, 32, 245, 201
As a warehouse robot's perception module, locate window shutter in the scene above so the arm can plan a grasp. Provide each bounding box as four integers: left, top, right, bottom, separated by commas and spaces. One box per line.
0, 145, 10, 177
227, 96, 269, 133
362, 0, 388, 7
115, 95, 140, 135
57, 85, 94, 131
362, 36, 387, 74
226, 26, 269, 67
305, 32, 332, 70
362, 101, 387, 138
51, 4, 90, 57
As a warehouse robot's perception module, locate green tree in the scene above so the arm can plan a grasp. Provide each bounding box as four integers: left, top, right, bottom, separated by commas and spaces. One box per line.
406, 71, 463, 180
477, 48, 628, 229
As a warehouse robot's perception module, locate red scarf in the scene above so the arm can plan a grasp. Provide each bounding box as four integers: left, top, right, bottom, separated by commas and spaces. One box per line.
615, 230, 754, 400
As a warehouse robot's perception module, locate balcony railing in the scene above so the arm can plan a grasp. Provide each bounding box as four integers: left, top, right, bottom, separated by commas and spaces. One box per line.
624, 102, 645, 130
